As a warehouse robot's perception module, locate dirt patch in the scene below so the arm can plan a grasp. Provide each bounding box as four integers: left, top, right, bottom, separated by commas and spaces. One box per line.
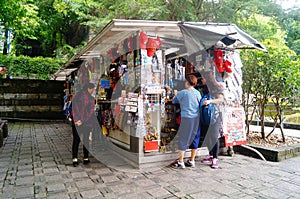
247, 131, 300, 148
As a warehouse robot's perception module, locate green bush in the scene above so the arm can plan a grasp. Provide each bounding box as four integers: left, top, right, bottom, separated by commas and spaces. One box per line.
0, 55, 66, 80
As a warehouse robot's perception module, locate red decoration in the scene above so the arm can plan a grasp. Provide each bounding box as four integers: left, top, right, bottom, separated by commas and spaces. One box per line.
139, 32, 148, 49
214, 49, 224, 72
224, 60, 232, 73
146, 37, 163, 57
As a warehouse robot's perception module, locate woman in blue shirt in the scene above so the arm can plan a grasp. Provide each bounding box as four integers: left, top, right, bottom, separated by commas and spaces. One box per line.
171, 75, 201, 169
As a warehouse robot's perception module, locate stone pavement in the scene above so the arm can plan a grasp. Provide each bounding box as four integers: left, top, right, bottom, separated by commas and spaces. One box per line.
0, 122, 300, 199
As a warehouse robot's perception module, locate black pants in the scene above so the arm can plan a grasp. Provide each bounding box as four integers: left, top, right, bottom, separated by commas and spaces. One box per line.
72, 124, 90, 159
200, 116, 221, 159
209, 139, 219, 159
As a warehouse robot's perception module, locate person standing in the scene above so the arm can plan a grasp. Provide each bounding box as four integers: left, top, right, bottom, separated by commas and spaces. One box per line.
71, 82, 96, 167
199, 71, 225, 169
170, 75, 201, 169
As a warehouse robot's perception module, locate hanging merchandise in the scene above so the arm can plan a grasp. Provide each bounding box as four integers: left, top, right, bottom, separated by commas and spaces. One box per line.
109, 47, 120, 62
139, 31, 148, 49
123, 36, 133, 53
146, 36, 162, 57
213, 49, 224, 72
223, 60, 232, 73
118, 41, 125, 55
156, 36, 162, 47
128, 36, 133, 53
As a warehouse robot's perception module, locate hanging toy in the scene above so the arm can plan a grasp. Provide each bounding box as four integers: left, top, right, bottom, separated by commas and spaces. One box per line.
223, 60, 233, 73
214, 49, 224, 73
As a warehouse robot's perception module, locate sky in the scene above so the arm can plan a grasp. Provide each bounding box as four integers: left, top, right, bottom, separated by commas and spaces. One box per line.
277, 0, 300, 10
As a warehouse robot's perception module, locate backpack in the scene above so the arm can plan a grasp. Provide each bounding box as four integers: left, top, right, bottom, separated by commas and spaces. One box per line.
199, 94, 216, 125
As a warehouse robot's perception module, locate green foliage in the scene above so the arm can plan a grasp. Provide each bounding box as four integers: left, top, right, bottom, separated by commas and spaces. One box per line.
241, 39, 300, 138
0, 55, 65, 80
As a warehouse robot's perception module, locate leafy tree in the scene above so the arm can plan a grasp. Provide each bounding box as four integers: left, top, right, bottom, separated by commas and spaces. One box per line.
0, 0, 24, 54
242, 39, 299, 140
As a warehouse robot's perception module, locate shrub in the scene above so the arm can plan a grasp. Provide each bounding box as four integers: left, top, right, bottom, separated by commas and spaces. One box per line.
0, 55, 66, 80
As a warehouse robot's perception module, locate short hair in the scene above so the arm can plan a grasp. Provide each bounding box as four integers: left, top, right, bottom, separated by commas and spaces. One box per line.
186, 75, 198, 86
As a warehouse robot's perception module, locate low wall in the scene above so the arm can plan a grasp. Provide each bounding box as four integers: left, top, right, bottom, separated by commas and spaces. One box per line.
250, 120, 300, 130
0, 79, 65, 120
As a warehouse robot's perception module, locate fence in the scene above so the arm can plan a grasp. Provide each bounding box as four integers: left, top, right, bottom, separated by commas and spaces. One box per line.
247, 104, 300, 130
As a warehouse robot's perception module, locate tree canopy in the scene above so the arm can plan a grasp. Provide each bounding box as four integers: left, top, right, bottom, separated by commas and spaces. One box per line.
0, 0, 299, 58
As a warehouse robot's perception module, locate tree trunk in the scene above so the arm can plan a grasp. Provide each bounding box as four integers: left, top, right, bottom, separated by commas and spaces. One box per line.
260, 103, 265, 139
2, 28, 9, 55
278, 107, 286, 143
279, 125, 285, 143
266, 120, 277, 138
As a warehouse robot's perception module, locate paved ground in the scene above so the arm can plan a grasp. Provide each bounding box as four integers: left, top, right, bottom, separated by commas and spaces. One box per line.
0, 122, 300, 199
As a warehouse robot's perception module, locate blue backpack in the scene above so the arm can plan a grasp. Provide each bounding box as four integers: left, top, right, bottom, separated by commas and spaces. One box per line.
199, 94, 216, 125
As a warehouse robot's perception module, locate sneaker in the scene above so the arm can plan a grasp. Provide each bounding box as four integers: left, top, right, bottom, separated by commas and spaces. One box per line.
72, 158, 79, 167
185, 160, 195, 168
170, 160, 185, 169
201, 155, 213, 164
83, 158, 90, 165
211, 158, 219, 169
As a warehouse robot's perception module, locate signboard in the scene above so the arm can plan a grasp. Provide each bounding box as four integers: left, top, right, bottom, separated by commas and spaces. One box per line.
223, 107, 247, 146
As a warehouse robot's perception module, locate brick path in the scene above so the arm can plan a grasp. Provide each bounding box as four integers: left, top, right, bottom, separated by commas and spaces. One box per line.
0, 122, 300, 199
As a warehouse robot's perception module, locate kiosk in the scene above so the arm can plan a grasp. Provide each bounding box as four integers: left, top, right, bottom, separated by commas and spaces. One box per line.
55, 19, 266, 168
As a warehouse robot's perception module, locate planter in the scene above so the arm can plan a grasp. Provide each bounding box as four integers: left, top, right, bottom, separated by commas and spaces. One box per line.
234, 144, 300, 162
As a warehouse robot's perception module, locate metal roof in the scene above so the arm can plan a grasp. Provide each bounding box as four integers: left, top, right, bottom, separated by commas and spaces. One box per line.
53, 19, 266, 80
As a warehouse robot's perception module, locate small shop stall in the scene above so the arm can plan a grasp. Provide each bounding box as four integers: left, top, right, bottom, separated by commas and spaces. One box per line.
54, 19, 266, 168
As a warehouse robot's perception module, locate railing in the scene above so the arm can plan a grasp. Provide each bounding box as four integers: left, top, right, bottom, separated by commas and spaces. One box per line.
246, 104, 300, 130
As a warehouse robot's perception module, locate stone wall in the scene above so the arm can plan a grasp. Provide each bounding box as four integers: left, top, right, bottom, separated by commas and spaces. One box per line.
0, 79, 65, 120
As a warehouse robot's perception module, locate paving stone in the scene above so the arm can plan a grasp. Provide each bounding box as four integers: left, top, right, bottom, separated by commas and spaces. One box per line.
189, 191, 221, 199
16, 170, 33, 177
258, 187, 291, 198
80, 189, 102, 198
44, 174, 64, 182
43, 167, 59, 174
46, 182, 66, 193
100, 175, 121, 183
2, 185, 15, 198
75, 179, 96, 190
15, 176, 34, 186
69, 192, 83, 199
14, 186, 34, 198
47, 191, 69, 199
71, 171, 89, 179
146, 186, 173, 198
